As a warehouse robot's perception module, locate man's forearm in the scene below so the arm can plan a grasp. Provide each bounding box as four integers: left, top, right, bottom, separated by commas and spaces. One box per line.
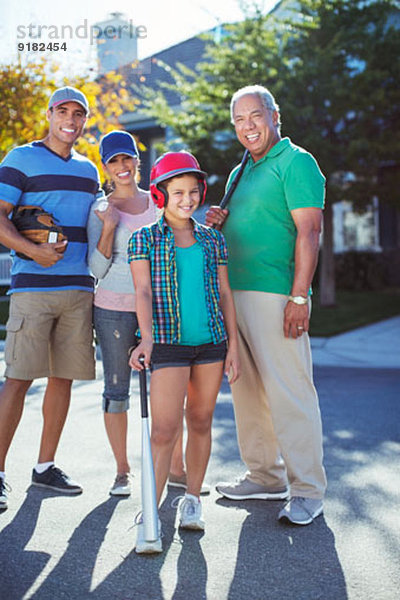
291, 230, 320, 296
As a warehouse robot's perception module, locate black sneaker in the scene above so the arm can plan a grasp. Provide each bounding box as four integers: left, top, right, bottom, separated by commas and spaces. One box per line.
31, 465, 82, 495
0, 477, 11, 509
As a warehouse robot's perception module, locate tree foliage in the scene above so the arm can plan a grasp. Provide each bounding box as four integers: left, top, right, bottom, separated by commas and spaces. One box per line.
0, 58, 57, 154
0, 58, 139, 180
282, 0, 400, 210
278, 0, 400, 303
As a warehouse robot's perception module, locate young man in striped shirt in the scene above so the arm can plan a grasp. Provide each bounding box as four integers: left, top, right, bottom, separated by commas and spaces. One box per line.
0, 87, 100, 509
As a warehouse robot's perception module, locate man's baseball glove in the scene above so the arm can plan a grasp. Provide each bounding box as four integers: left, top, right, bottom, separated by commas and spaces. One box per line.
11, 205, 67, 260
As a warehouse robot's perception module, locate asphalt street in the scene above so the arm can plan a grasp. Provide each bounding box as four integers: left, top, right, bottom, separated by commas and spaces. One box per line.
0, 320, 399, 600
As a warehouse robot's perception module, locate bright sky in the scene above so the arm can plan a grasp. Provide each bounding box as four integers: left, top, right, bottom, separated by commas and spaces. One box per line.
0, 0, 279, 77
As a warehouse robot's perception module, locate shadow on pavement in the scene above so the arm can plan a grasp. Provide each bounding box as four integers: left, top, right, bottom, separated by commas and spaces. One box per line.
317, 366, 400, 563
24, 495, 122, 600
87, 488, 209, 600
171, 526, 207, 600
215, 497, 347, 600
0, 487, 53, 599
86, 493, 177, 600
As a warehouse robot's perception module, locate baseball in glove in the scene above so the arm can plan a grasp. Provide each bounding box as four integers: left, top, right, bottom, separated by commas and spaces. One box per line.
11, 205, 68, 260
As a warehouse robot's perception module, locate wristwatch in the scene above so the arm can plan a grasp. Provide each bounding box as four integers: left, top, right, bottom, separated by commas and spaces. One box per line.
288, 295, 308, 305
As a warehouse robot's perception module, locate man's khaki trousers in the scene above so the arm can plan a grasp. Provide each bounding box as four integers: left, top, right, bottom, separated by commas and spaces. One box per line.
231, 291, 327, 499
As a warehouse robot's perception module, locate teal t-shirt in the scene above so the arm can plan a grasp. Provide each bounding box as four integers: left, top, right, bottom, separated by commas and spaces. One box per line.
222, 137, 325, 295
175, 242, 213, 345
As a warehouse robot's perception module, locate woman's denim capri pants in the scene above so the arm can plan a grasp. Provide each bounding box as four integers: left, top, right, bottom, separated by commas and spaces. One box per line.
94, 305, 138, 413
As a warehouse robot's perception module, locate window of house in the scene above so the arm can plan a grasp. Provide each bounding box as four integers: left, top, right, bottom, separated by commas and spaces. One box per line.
333, 198, 380, 252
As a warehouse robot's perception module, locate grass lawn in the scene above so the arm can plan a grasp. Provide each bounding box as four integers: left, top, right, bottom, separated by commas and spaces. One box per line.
309, 288, 400, 336
0, 288, 399, 340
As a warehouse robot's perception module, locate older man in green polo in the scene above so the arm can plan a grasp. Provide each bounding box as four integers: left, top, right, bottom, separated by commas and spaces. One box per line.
207, 84, 327, 526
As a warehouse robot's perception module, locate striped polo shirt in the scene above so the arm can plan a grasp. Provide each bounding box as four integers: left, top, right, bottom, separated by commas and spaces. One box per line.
127, 215, 228, 344
0, 141, 100, 293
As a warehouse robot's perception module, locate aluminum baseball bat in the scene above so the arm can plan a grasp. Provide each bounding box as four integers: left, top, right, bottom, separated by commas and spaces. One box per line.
139, 360, 159, 543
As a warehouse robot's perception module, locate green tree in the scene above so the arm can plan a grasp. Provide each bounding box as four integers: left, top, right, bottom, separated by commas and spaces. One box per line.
282, 0, 400, 305
141, 0, 400, 306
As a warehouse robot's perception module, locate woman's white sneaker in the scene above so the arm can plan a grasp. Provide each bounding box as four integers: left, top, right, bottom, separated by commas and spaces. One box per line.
109, 473, 132, 497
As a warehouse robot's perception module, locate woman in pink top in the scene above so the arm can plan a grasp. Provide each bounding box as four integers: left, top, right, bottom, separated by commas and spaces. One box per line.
87, 131, 158, 496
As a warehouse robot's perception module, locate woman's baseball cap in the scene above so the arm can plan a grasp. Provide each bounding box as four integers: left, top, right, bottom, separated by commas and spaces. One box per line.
48, 86, 89, 114
99, 130, 139, 164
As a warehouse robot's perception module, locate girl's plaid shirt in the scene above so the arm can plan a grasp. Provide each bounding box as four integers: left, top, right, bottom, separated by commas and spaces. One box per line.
127, 215, 228, 344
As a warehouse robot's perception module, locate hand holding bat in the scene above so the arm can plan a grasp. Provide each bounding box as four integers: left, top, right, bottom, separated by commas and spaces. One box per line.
205, 206, 229, 229
129, 340, 153, 370
135, 356, 161, 554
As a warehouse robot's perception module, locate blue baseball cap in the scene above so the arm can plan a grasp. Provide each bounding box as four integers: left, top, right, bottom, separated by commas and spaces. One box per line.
48, 86, 89, 114
99, 130, 139, 164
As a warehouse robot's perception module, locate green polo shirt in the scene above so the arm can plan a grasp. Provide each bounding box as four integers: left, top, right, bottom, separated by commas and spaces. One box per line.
222, 137, 325, 294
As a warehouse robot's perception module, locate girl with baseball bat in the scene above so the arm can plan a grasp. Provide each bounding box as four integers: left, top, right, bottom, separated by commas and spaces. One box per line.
128, 151, 240, 553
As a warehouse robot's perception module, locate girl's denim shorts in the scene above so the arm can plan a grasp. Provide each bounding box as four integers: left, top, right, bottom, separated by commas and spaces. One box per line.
151, 340, 227, 371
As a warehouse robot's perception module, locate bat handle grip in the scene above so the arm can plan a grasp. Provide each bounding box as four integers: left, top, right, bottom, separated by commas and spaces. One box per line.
139, 356, 149, 418
218, 197, 229, 210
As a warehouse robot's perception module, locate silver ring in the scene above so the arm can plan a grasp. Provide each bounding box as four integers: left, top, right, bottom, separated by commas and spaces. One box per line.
297, 326, 304, 330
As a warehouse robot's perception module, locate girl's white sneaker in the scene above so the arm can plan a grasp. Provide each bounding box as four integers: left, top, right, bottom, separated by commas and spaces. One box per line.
179, 494, 205, 530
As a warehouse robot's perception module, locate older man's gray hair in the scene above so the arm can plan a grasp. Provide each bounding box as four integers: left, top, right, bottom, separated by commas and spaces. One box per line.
230, 85, 281, 130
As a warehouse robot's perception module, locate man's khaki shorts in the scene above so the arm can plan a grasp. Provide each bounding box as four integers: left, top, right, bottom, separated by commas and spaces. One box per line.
4, 290, 95, 381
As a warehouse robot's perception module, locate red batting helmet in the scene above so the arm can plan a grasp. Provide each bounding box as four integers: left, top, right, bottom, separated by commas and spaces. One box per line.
150, 151, 207, 209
